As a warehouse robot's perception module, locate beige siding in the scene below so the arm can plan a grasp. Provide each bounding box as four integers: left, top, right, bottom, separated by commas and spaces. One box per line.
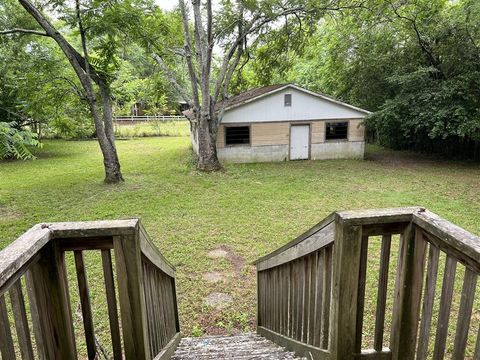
348, 119, 364, 141
311, 121, 325, 144
251, 123, 289, 146
217, 118, 364, 149
217, 125, 225, 148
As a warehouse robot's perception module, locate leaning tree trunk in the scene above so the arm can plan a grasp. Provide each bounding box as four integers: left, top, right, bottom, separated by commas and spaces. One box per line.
98, 83, 124, 182
196, 113, 221, 171
15, 0, 124, 183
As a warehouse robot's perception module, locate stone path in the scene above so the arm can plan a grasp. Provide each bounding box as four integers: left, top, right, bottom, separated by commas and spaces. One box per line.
203, 246, 241, 311
172, 333, 306, 359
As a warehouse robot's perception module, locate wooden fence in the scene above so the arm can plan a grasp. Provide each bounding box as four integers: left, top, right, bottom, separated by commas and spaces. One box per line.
0, 219, 180, 360
254, 207, 480, 359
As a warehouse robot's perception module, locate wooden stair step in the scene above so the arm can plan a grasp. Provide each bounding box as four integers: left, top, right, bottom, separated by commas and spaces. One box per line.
172, 333, 306, 359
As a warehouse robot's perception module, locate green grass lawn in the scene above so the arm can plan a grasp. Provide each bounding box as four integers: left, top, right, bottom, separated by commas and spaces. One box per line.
114, 120, 190, 138
1, 137, 480, 356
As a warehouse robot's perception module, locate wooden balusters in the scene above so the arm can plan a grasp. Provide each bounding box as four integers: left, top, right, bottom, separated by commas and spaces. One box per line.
452, 268, 477, 360
29, 242, 78, 359
74, 251, 96, 359
390, 224, 427, 360
330, 222, 363, 360
9, 281, 34, 360
416, 243, 440, 360
114, 234, 149, 360
432, 255, 457, 359
374, 234, 391, 352
0, 294, 16, 360
101, 249, 123, 360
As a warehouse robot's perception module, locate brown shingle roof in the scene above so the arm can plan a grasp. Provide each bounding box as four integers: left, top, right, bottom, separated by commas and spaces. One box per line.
182, 84, 288, 120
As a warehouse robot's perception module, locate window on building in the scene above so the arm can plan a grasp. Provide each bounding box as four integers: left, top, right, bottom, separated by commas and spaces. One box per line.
284, 94, 292, 107
326, 122, 348, 140
225, 126, 250, 145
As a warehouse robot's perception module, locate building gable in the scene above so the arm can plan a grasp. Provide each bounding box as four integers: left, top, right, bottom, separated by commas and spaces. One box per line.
221, 85, 369, 124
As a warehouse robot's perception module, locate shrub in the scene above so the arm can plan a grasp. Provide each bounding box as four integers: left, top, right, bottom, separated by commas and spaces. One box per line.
0, 122, 42, 160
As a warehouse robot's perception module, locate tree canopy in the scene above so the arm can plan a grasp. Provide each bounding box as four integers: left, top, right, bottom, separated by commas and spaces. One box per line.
1, 0, 479, 162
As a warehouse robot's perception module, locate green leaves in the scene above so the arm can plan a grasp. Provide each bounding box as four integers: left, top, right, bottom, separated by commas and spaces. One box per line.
0, 121, 42, 160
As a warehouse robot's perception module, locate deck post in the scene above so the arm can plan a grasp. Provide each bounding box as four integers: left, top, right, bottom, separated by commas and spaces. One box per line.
329, 214, 363, 360
28, 241, 77, 359
114, 233, 150, 360
390, 222, 426, 360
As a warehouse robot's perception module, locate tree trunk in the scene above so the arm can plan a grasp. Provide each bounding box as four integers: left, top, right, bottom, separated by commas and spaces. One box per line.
16, 0, 124, 184
98, 82, 124, 183
196, 114, 221, 171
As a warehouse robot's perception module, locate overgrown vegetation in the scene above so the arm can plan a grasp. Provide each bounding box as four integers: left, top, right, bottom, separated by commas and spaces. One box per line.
234, 0, 480, 160
0, 121, 41, 160
1, 137, 479, 345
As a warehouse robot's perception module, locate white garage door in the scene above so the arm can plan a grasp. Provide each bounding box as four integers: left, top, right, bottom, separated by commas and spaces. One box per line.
290, 125, 310, 160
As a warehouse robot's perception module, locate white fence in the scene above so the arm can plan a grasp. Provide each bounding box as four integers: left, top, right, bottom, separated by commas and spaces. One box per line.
114, 115, 186, 122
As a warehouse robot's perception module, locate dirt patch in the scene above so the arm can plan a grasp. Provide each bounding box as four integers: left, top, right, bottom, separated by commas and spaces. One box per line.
204, 292, 233, 310
208, 245, 246, 276
0, 206, 22, 221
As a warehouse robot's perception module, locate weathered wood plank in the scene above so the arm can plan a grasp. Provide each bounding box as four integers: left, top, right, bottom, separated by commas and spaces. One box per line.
452, 268, 477, 360
58, 237, 113, 251
308, 253, 317, 345
101, 250, 122, 360
28, 242, 78, 359
9, 280, 35, 360
321, 246, 332, 350
355, 236, 369, 353
313, 250, 324, 348
390, 224, 427, 360
0, 294, 16, 360
257, 222, 335, 271
153, 332, 181, 360
49, 219, 139, 238
413, 210, 480, 267
302, 256, 311, 344
416, 243, 440, 360
337, 207, 421, 225
253, 213, 336, 266
330, 217, 363, 360
139, 225, 175, 278
374, 235, 391, 352
0, 224, 50, 294
74, 251, 96, 359
114, 234, 149, 360
25, 271, 46, 359
258, 326, 330, 360
432, 255, 457, 359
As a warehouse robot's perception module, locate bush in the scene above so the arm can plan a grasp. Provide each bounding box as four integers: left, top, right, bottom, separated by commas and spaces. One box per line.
0, 122, 42, 160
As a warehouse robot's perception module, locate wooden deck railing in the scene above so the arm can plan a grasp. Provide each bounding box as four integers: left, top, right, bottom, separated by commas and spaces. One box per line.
0, 219, 180, 360
254, 207, 480, 360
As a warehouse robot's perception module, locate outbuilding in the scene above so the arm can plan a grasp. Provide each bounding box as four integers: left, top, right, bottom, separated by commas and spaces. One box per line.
188, 84, 370, 163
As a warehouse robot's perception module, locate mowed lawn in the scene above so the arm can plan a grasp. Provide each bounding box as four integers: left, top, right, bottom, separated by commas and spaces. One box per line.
1, 136, 480, 348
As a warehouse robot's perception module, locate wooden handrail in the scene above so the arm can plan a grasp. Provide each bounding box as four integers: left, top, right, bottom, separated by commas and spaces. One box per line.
0, 219, 180, 360
255, 207, 480, 360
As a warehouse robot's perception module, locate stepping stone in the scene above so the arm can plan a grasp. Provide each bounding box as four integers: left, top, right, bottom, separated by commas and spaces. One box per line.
207, 249, 229, 259
204, 292, 233, 310
203, 272, 227, 283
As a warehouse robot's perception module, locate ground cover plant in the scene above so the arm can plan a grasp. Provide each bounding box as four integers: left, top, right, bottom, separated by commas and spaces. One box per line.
1, 137, 479, 357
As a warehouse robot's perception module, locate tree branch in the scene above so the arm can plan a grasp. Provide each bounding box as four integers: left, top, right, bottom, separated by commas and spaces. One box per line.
0, 28, 49, 37
152, 53, 193, 108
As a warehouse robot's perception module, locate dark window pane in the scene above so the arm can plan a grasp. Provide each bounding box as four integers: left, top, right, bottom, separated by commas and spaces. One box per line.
225, 126, 250, 145
284, 94, 292, 107
326, 122, 348, 140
